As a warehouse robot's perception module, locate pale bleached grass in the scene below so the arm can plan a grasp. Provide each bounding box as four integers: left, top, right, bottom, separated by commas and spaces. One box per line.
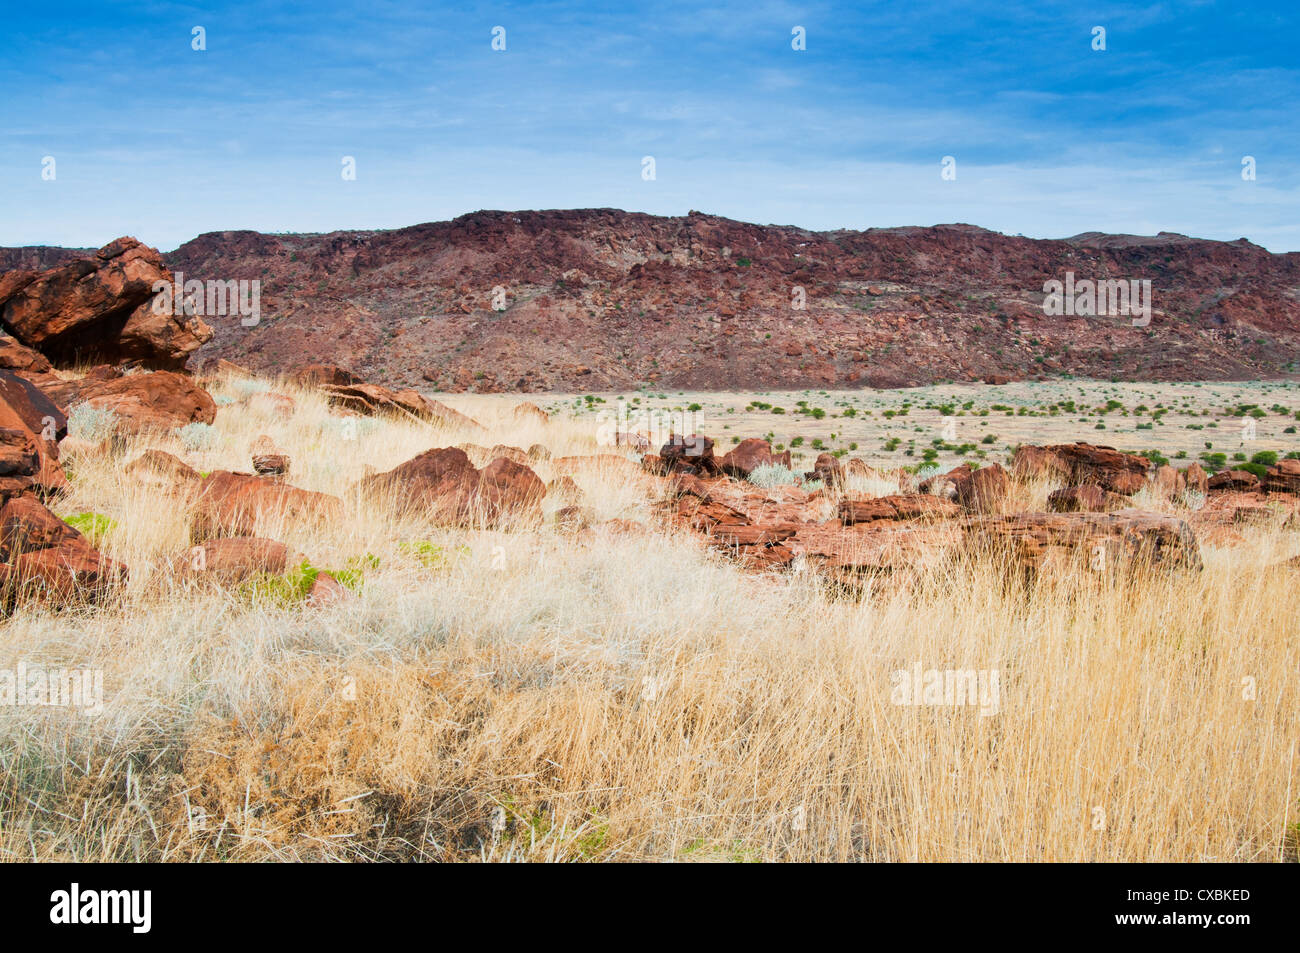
0, 370, 1296, 862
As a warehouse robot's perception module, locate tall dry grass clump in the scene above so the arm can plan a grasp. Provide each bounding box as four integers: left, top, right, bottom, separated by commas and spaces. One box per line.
0, 370, 1296, 861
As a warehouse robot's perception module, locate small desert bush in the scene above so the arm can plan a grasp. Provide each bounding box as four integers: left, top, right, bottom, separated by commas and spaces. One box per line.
748, 463, 800, 488
66, 403, 119, 442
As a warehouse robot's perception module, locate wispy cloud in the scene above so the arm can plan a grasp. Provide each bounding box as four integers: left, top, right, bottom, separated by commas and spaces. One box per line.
1, 0, 1297, 250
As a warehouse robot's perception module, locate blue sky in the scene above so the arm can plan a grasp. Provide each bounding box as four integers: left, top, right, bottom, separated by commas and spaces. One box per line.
2, 1, 1297, 250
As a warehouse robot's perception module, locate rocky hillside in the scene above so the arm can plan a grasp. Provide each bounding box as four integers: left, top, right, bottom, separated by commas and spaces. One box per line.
13, 210, 1300, 390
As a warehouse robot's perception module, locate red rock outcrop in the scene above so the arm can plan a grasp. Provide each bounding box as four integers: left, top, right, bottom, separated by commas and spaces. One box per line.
178, 537, 302, 582
839, 494, 964, 525
0, 238, 211, 369
964, 510, 1201, 572
1183, 462, 1209, 495
658, 434, 721, 476
130, 211, 1300, 391
0, 493, 127, 603
125, 449, 203, 493
1047, 485, 1130, 513
1262, 459, 1300, 495
718, 437, 777, 479
191, 471, 342, 540
920, 462, 1009, 512
0, 369, 67, 495
1012, 443, 1150, 494
360, 446, 544, 526
292, 364, 484, 432
1208, 469, 1260, 493
50, 370, 217, 433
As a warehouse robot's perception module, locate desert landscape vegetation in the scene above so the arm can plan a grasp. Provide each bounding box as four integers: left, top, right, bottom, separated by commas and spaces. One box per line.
0, 230, 1297, 863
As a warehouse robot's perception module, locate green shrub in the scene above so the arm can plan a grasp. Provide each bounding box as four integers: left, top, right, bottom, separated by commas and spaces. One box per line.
397, 542, 466, 569
63, 512, 117, 546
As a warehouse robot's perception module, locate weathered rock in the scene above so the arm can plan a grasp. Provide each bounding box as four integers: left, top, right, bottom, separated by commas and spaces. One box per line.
1148, 464, 1185, 499
360, 447, 543, 526
0, 370, 66, 495
361, 447, 479, 521
191, 471, 341, 540
0, 237, 211, 369
512, 401, 548, 424
546, 475, 583, 504
306, 571, 353, 606
124, 449, 202, 493
921, 462, 1008, 512
488, 444, 529, 465
1186, 491, 1300, 540
1208, 469, 1260, 493
786, 520, 961, 580
246, 391, 296, 419
252, 453, 290, 476
475, 457, 546, 523
839, 494, 964, 525
527, 443, 552, 462
1011, 445, 1072, 483
323, 381, 483, 431
1183, 462, 1209, 496
1262, 459, 1300, 495
718, 438, 775, 479
552, 454, 640, 476
0, 429, 41, 502
0, 335, 55, 379
658, 433, 721, 476
0, 493, 127, 602
554, 505, 594, 533
1047, 485, 1130, 513
1013, 443, 1149, 495
290, 364, 362, 388
178, 537, 301, 582
963, 463, 1009, 513
807, 452, 844, 488
963, 510, 1201, 573
56, 371, 217, 433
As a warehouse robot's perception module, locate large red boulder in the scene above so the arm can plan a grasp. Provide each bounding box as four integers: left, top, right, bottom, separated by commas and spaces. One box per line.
839, 494, 963, 525
1047, 485, 1129, 513
0, 238, 211, 369
920, 462, 1008, 512
475, 457, 546, 522
191, 471, 341, 540
1208, 469, 1260, 493
718, 438, 775, 478
53, 371, 217, 433
0, 370, 66, 495
963, 510, 1201, 573
0, 494, 127, 603
1012, 443, 1149, 495
360, 447, 480, 520
658, 433, 721, 476
361, 447, 545, 526
1263, 459, 1300, 495
178, 537, 302, 582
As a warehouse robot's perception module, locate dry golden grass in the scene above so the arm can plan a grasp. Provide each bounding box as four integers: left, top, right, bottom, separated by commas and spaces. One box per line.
0, 370, 1296, 862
